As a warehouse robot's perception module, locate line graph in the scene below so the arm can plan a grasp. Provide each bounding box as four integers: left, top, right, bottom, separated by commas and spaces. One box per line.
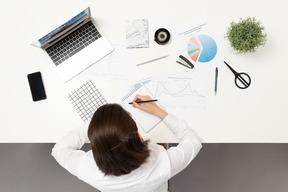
155, 81, 206, 99
146, 74, 209, 113
77, 44, 129, 81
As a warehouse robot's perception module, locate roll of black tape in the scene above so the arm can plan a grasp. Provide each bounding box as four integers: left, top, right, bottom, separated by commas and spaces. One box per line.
154, 28, 170, 45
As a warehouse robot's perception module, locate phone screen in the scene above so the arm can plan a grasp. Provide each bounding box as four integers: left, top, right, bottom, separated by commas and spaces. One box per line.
27, 72, 47, 101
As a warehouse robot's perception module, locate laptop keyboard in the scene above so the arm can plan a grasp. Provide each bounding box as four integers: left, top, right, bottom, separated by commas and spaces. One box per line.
46, 21, 101, 66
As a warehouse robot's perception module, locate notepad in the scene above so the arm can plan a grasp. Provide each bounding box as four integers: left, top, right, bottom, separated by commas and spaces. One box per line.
122, 84, 163, 132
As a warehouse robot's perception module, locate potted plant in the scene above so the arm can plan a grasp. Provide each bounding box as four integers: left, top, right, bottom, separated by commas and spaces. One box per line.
226, 17, 267, 53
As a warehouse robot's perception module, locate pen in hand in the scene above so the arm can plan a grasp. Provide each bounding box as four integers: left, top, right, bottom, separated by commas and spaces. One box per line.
128, 99, 158, 104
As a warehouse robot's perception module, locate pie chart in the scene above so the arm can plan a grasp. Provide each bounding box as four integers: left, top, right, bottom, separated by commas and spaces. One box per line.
187, 34, 217, 63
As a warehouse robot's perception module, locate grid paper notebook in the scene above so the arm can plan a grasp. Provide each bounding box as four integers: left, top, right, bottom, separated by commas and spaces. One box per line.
122, 84, 163, 132
68, 80, 107, 122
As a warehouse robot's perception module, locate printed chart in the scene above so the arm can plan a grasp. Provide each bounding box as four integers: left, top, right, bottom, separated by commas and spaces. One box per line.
154, 81, 205, 99
187, 34, 217, 63
77, 45, 130, 81
146, 72, 209, 113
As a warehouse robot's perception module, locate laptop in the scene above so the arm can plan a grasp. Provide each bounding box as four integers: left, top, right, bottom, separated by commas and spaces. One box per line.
32, 7, 113, 82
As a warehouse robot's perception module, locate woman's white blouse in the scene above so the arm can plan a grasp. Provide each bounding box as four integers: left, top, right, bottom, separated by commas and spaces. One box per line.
52, 114, 202, 192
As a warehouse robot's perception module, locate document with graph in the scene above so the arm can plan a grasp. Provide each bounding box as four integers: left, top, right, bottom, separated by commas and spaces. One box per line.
121, 84, 164, 132
145, 71, 209, 113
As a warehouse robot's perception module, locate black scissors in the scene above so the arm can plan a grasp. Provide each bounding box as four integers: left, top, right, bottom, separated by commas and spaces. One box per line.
224, 61, 251, 89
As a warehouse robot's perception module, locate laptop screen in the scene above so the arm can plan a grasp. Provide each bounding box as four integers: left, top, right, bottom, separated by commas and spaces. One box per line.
32, 7, 90, 48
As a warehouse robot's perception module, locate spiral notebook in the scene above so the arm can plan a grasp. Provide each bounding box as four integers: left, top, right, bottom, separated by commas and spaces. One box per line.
68, 80, 107, 122
122, 84, 163, 132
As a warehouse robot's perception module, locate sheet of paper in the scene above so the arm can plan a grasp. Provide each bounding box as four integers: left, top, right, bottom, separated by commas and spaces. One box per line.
173, 17, 223, 69
76, 44, 130, 81
126, 19, 149, 48
145, 70, 209, 113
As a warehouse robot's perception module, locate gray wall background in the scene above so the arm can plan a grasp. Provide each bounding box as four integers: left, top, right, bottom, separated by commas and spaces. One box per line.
0, 144, 287, 192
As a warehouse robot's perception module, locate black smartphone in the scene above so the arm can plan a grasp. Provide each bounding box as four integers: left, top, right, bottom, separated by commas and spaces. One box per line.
27, 72, 47, 102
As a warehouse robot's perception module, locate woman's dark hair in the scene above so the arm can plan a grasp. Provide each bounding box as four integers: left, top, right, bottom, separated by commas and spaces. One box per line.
88, 104, 150, 176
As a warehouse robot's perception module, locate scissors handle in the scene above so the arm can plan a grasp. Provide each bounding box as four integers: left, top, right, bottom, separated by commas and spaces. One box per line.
224, 61, 251, 89
235, 73, 251, 89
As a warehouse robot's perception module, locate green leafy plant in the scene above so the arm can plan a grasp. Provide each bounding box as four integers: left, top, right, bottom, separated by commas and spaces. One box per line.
226, 17, 267, 53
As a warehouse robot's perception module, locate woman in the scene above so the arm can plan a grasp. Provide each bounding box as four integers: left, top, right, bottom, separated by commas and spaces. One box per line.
52, 95, 202, 192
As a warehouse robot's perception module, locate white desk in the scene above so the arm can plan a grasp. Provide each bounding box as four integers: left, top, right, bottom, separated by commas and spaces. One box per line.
1, 0, 288, 142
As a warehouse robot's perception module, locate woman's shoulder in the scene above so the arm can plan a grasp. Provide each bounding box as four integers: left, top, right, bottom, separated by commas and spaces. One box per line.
146, 142, 170, 163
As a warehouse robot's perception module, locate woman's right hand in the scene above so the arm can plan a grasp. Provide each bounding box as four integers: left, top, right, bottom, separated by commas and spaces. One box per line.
132, 95, 168, 120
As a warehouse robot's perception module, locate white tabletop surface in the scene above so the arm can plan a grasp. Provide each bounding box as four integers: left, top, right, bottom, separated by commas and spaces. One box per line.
1, 0, 288, 143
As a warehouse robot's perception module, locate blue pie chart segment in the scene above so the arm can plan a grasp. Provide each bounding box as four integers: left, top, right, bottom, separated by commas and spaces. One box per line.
197, 34, 217, 63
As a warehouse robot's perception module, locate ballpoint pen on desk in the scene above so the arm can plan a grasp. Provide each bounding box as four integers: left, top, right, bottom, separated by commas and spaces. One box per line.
136, 55, 169, 66
128, 99, 158, 104
176, 55, 194, 69
215, 67, 218, 95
